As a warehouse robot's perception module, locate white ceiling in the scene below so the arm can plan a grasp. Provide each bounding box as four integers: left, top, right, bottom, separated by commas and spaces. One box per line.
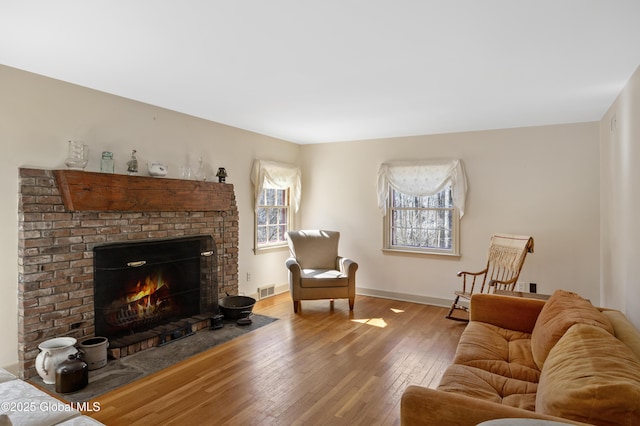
2, 1, 640, 144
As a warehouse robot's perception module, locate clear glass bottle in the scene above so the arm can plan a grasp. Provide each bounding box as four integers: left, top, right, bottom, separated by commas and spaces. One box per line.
101, 151, 114, 173
194, 156, 207, 181
179, 165, 192, 180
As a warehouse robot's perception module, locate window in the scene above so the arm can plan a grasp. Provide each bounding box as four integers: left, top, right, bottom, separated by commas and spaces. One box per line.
386, 185, 459, 255
377, 159, 467, 256
255, 187, 290, 249
251, 159, 301, 253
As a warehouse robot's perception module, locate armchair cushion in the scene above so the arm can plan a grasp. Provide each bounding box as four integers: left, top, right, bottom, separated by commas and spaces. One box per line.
287, 230, 339, 270
300, 269, 348, 288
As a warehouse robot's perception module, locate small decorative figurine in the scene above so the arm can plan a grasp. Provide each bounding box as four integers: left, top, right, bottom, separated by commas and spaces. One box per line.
127, 150, 138, 175
216, 167, 228, 183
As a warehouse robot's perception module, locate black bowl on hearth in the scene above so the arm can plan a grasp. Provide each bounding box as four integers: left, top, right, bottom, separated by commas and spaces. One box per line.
218, 295, 256, 319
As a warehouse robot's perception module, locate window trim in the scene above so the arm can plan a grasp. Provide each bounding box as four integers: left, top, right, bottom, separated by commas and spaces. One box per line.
254, 186, 292, 253
383, 185, 461, 256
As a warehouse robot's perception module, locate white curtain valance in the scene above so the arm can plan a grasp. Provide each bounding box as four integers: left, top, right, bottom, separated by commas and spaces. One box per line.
377, 159, 467, 217
251, 160, 301, 213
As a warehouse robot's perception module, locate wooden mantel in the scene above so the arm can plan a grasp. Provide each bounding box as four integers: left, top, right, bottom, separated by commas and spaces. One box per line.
53, 169, 235, 212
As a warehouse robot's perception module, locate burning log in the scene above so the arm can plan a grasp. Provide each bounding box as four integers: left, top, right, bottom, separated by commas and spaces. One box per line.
104, 273, 174, 329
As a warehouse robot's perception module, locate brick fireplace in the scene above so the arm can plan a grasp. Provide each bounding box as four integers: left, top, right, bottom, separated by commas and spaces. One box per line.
17, 168, 239, 379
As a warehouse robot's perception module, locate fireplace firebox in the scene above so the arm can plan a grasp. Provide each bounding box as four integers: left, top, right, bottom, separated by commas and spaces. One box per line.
93, 236, 216, 342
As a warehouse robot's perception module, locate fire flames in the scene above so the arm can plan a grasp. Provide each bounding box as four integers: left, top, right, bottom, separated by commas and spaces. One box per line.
125, 273, 170, 320
127, 273, 168, 304
106, 273, 174, 328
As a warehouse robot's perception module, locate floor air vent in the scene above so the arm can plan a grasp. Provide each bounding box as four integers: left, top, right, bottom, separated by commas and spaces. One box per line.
258, 284, 275, 300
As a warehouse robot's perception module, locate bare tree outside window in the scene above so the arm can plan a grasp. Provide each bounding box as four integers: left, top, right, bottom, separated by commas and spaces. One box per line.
256, 187, 289, 248
387, 185, 459, 254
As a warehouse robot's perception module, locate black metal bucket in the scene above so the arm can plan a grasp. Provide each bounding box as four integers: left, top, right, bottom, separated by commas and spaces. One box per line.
219, 295, 256, 319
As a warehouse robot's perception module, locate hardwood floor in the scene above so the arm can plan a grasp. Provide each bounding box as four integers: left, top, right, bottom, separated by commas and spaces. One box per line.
86, 293, 466, 425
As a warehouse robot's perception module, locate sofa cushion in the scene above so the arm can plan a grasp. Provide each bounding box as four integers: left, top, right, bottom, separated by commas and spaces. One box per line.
0, 378, 81, 426
57, 416, 105, 425
438, 321, 541, 411
536, 323, 640, 425
453, 322, 540, 384
0, 369, 15, 384
602, 309, 640, 361
531, 289, 613, 369
438, 364, 538, 411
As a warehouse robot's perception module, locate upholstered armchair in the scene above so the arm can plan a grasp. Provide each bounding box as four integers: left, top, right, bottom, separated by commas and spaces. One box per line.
285, 230, 358, 313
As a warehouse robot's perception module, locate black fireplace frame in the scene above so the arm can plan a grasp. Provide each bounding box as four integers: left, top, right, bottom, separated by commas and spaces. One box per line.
93, 235, 217, 341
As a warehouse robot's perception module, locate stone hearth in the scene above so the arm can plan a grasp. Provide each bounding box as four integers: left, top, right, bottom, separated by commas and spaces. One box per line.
17, 168, 239, 379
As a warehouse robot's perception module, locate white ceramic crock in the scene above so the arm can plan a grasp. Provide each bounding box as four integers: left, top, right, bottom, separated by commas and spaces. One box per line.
35, 337, 78, 384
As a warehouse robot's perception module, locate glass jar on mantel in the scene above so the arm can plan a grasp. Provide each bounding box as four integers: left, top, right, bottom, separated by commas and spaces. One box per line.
65, 140, 88, 170
101, 151, 114, 173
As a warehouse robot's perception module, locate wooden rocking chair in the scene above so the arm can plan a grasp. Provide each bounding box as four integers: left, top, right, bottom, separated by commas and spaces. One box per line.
446, 233, 534, 321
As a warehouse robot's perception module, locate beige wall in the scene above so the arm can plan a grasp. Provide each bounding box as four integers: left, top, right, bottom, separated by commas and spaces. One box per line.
600, 65, 640, 328
0, 65, 299, 369
299, 123, 601, 306
2, 62, 632, 370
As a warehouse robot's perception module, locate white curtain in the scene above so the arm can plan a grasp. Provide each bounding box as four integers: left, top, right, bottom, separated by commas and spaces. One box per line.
377, 159, 467, 217
251, 160, 301, 212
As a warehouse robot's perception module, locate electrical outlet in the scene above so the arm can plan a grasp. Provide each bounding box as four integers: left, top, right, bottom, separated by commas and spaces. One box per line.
246, 272, 251, 282
516, 281, 526, 292
529, 283, 537, 293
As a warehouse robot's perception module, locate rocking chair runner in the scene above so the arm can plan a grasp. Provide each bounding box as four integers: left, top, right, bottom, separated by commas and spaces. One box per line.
446, 233, 534, 321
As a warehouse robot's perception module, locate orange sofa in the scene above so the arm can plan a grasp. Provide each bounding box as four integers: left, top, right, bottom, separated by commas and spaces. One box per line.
401, 290, 640, 425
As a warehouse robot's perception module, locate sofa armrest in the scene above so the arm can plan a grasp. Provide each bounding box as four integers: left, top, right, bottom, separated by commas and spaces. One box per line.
401, 385, 588, 426
470, 294, 546, 334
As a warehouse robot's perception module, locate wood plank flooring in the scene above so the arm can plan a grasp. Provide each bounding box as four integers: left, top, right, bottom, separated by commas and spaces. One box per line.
86, 293, 466, 425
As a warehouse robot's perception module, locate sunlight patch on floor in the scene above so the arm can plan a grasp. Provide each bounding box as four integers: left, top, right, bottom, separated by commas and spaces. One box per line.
351, 307, 406, 328
351, 318, 388, 328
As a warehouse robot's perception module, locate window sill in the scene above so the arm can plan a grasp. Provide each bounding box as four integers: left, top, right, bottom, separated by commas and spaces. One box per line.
254, 243, 288, 255
382, 247, 461, 257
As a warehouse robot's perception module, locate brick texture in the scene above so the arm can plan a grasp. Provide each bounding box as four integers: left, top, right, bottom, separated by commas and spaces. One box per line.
17, 168, 239, 379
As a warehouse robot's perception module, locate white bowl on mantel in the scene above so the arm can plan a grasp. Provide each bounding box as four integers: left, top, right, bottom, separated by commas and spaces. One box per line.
147, 162, 168, 177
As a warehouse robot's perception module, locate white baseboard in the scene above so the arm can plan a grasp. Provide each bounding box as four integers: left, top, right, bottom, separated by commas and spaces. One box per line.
356, 287, 453, 308
273, 283, 289, 295
247, 284, 456, 309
